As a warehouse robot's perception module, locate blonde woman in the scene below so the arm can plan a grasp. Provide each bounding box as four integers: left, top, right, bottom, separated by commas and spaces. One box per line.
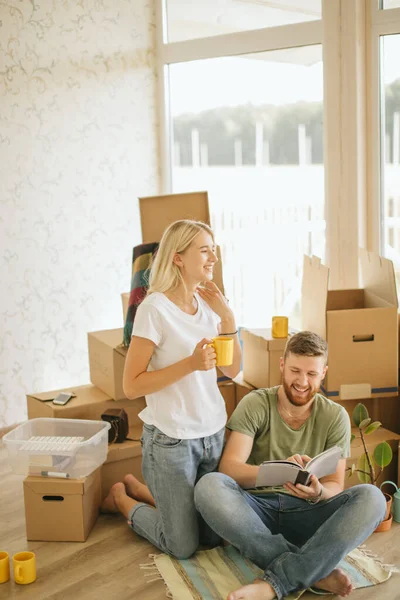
102, 220, 241, 558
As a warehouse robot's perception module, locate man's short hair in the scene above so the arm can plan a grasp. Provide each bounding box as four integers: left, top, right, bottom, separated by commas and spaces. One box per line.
283, 331, 328, 364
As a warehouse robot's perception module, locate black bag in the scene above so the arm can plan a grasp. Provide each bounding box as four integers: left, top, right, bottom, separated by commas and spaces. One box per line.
101, 408, 129, 444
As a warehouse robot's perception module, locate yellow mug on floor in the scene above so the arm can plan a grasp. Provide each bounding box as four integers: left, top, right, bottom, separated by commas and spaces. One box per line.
208, 336, 234, 367
13, 551, 36, 585
0, 551, 10, 584
272, 316, 289, 339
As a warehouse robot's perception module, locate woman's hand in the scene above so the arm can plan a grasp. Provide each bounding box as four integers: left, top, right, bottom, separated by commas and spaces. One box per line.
190, 338, 217, 371
197, 281, 233, 320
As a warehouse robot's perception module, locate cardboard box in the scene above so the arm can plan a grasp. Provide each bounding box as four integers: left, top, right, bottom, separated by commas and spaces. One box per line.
345, 427, 400, 489
122, 292, 130, 322
27, 384, 146, 428
101, 436, 143, 499
88, 328, 127, 400
139, 192, 225, 294
219, 381, 236, 419
302, 250, 398, 400
234, 372, 256, 405
241, 328, 287, 390
24, 468, 101, 542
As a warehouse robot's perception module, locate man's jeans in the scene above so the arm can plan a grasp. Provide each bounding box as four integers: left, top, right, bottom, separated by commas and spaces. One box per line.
128, 424, 225, 559
194, 473, 386, 599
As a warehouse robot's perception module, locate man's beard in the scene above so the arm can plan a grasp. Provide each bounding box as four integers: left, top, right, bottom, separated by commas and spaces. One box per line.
282, 377, 319, 407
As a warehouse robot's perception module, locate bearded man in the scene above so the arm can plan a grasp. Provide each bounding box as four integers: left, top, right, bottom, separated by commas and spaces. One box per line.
194, 331, 386, 600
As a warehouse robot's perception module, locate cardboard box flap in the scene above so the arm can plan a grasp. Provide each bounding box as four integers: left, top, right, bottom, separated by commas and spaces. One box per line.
24, 470, 99, 495
24, 477, 86, 495
302, 255, 329, 338
105, 437, 142, 464
29, 389, 77, 402
139, 192, 210, 242
138, 192, 224, 295
241, 328, 287, 350
359, 248, 398, 308
28, 385, 108, 405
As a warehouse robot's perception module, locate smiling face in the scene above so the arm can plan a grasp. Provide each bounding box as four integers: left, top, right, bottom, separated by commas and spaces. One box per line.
174, 229, 218, 285
280, 352, 327, 407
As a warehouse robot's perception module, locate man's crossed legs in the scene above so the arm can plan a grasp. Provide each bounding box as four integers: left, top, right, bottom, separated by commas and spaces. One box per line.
194, 473, 386, 600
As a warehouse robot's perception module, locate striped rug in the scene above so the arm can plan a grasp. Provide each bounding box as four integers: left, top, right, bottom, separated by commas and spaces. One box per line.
141, 545, 395, 600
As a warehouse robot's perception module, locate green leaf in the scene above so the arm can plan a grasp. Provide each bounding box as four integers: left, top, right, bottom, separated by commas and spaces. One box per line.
364, 421, 382, 435
350, 434, 356, 444
353, 403, 369, 428
359, 418, 371, 430
357, 454, 372, 483
373, 442, 393, 468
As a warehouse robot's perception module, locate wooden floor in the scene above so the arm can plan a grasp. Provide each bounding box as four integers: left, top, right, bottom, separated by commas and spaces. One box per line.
1, 442, 400, 600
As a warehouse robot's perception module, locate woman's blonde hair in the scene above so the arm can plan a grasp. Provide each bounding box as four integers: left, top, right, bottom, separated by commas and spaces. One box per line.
147, 220, 215, 295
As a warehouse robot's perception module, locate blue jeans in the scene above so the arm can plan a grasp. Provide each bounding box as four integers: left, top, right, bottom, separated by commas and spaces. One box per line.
194, 473, 386, 599
128, 424, 225, 559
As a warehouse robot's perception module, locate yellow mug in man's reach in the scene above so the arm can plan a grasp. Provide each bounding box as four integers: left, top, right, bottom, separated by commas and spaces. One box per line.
272, 316, 289, 339
0, 551, 10, 584
208, 336, 234, 367
13, 551, 36, 585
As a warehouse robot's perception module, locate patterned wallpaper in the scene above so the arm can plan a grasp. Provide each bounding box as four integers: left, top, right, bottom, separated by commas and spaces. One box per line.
0, 0, 159, 427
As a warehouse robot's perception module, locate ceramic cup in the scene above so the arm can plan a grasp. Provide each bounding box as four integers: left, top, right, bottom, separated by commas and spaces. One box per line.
13, 551, 36, 585
272, 316, 289, 339
0, 551, 10, 584
207, 336, 234, 367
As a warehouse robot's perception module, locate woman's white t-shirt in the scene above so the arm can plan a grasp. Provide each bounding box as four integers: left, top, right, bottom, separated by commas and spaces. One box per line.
132, 292, 227, 439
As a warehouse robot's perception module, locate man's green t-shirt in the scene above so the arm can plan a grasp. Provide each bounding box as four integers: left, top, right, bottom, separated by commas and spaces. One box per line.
226, 386, 351, 494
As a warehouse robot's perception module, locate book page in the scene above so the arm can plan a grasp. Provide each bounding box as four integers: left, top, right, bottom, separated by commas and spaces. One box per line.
254, 462, 304, 488
306, 446, 342, 480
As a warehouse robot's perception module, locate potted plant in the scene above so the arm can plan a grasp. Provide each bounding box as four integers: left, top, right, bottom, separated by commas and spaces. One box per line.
347, 403, 394, 532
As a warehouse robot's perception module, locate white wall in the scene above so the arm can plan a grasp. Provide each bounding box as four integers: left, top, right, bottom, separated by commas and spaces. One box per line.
0, 0, 159, 427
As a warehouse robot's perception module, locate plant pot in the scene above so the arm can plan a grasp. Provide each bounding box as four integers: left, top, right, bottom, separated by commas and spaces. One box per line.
383, 492, 393, 521
374, 493, 393, 532
375, 513, 393, 532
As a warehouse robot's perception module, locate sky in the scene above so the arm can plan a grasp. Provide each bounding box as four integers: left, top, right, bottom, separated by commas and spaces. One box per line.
168, 34, 400, 116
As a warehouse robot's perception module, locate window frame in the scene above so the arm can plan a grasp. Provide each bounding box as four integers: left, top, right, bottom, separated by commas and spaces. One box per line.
367, 0, 400, 255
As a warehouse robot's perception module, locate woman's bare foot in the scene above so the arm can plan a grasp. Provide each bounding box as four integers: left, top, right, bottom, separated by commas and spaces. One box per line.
123, 474, 156, 507
101, 482, 126, 514
314, 568, 353, 597
227, 579, 276, 600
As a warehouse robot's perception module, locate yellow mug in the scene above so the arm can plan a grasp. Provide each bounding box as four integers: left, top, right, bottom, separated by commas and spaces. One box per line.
13, 551, 36, 585
0, 551, 10, 584
208, 336, 234, 367
272, 316, 289, 339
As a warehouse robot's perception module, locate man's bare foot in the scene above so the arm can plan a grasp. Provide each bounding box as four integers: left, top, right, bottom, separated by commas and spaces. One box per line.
227, 579, 276, 600
101, 482, 125, 514
314, 568, 353, 597
123, 474, 155, 506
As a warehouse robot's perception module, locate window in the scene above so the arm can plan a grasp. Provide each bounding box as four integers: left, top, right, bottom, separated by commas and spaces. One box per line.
380, 34, 400, 284
168, 46, 324, 327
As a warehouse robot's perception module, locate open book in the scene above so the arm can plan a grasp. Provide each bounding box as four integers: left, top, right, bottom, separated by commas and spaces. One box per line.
252, 445, 342, 489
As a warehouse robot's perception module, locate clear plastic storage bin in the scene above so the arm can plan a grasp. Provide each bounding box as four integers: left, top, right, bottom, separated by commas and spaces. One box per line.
3, 418, 111, 479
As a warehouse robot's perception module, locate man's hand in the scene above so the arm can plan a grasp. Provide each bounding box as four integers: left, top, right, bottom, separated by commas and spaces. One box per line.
284, 474, 323, 502
286, 454, 311, 467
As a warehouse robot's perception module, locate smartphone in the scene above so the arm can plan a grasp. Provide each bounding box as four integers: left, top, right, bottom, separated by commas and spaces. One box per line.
53, 392, 74, 406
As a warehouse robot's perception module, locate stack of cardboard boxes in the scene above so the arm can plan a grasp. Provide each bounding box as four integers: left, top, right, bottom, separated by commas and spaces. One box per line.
23, 191, 244, 542
239, 250, 400, 488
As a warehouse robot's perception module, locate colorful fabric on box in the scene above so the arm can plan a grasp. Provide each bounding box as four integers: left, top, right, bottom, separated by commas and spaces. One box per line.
141, 545, 396, 600
123, 242, 159, 347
